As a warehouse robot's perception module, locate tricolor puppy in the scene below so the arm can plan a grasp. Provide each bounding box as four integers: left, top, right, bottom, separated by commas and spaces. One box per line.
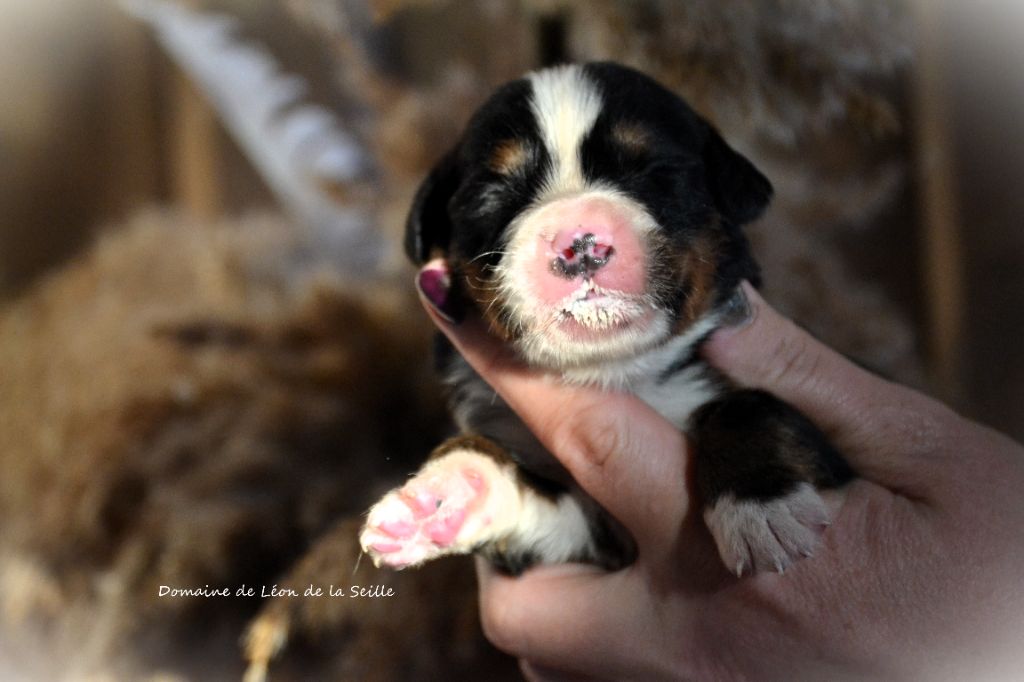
361, 62, 853, 575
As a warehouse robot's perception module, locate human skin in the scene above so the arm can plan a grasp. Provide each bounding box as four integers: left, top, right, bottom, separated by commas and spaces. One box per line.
416, 269, 1024, 681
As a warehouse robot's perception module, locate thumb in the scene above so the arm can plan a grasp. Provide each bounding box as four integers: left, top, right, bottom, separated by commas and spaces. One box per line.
415, 260, 690, 546
703, 282, 956, 492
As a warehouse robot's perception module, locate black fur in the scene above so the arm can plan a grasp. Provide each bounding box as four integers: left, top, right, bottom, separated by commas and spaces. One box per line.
394, 62, 852, 574
405, 149, 460, 264
691, 389, 855, 504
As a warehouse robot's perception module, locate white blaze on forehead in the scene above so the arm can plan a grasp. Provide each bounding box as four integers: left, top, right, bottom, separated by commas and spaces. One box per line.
528, 64, 603, 198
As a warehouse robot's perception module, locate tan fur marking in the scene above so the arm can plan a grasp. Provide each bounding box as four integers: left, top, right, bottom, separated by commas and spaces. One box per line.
488, 139, 530, 175
431, 434, 514, 465
612, 123, 650, 152
675, 232, 721, 332
460, 261, 515, 341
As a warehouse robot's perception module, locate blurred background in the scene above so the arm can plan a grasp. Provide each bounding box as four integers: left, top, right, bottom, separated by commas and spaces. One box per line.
0, 0, 1020, 680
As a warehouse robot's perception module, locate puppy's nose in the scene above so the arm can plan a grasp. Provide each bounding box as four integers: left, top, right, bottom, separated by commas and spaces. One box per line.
550, 230, 615, 279
522, 195, 647, 306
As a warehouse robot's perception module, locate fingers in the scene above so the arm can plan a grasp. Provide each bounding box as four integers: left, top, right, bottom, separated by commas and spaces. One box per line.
476, 558, 668, 678
416, 270, 689, 544
520, 660, 612, 682
704, 282, 958, 491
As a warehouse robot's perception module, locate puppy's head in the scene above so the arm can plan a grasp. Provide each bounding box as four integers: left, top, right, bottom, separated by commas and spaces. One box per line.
408, 62, 771, 371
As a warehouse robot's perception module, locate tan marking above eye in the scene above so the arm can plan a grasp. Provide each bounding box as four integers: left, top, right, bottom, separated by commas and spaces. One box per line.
612, 123, 650, 151
489, 139, 530, 175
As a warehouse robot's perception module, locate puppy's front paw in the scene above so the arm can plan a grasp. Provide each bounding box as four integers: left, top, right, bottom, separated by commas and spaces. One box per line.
360, 449, 521, 569
704, 483, 831, 576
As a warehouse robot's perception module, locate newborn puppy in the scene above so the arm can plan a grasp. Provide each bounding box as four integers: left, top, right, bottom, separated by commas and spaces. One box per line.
361, 62, 853, 576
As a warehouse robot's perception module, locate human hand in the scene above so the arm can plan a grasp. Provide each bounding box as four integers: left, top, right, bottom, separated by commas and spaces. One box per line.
419, 274, 1024, 681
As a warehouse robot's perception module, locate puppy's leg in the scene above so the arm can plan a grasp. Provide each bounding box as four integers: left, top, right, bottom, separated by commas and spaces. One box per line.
361, 436, 613, 571
690, 389, 854, 576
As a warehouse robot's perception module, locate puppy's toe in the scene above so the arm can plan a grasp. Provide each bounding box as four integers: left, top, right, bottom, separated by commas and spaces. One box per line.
704, 483, 830, 576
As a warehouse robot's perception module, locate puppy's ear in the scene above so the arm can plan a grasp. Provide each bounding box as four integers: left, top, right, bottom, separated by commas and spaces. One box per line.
703, 127, 773, 226
405, 149, 461, 265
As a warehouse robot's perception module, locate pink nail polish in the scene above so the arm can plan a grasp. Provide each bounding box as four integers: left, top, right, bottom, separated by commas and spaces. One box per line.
416, 266, 462, 323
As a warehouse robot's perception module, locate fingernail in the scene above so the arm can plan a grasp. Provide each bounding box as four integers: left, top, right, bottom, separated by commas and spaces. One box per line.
416, 263, 462, 324
719, 284, 753, 329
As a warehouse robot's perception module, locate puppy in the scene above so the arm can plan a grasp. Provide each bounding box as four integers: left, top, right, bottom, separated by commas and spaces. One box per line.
360, 62, 852, 576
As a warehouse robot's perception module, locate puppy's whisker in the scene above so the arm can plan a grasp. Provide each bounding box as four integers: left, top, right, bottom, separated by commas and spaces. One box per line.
467, 250, 509, 265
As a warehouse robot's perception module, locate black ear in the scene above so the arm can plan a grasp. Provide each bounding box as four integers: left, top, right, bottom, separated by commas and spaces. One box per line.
405, 149, 461, 265
703, 127, 773, 226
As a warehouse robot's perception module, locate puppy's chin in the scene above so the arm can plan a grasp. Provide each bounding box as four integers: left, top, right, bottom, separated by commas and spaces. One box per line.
513, 303, 671, 371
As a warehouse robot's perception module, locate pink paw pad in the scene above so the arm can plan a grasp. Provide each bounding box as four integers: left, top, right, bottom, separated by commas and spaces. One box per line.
462, 467, 487, 492
360, 460, 491, 569
377, 519, 416, 539
424, 508, 466, 545
369, 541, 403, 554
402, 490, 441, 518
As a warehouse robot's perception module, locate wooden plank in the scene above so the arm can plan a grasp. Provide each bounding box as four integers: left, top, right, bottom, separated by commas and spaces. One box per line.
100, 5, 162, 213
910, 0, 965, 401
170, 66, 223, 221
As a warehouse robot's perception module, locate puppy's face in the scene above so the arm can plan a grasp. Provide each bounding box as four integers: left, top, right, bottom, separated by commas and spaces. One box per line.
408, 63, 771, 370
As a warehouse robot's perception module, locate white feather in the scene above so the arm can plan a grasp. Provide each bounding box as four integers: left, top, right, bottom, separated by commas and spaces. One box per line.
123, 0, 382, 272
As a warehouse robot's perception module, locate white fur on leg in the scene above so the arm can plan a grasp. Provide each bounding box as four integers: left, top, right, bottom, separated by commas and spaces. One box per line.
507, 488, 596, 564
704, 482, 831, 576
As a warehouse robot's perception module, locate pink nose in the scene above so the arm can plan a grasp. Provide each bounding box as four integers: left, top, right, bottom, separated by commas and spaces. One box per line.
550, 229, 615, 279
523, 195, 648, 306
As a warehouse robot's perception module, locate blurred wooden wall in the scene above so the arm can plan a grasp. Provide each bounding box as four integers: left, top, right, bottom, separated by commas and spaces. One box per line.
0, 0, 270, 297
0, 0, 165, 294
912, 0, 1024, 439
0, 0, 1020, 440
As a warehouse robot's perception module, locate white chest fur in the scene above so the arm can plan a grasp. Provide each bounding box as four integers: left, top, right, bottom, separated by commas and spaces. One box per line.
633, 361, 719, 429
448, 312, 723, 472
559, 312, 723, 429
